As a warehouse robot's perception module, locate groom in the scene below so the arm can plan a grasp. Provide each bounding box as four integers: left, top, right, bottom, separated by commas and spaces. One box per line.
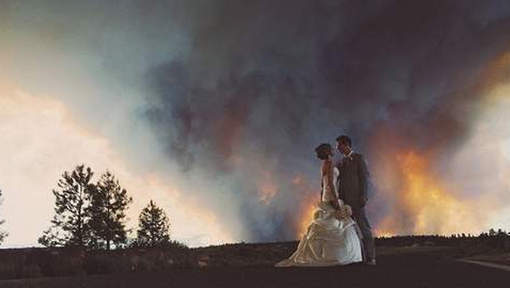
335, 135, 376, 265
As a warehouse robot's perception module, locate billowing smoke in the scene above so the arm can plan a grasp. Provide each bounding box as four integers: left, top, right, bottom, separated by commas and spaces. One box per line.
2, 0, 510, 245
143, 0, 510, 239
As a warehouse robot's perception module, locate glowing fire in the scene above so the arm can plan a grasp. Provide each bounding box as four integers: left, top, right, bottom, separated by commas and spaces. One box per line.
257, 171, 278, 205
375, 150, 481, 236
291, 174, 320, 237
297, 194, 317, 237
374, 230, 395, 238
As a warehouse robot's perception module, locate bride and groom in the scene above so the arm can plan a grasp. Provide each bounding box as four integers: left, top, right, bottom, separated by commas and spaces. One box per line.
276, 135, 376, 267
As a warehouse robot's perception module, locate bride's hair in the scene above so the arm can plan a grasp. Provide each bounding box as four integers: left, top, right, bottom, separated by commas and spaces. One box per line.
315, 143, 332, 160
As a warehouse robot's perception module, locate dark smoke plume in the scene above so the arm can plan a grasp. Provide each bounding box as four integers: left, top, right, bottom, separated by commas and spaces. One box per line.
142, 0, 510, 240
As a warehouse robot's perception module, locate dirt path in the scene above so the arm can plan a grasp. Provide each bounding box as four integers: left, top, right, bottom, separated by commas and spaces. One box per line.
0, 250, 507, 288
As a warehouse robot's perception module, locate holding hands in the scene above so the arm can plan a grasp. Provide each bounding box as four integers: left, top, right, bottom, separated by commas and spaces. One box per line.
335, 203, 352, 220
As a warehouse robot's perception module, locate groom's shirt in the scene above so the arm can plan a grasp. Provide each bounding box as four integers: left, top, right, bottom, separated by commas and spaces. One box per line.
333, 151, 353, 192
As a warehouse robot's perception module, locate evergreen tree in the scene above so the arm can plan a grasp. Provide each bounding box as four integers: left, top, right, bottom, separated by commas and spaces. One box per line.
87, 171, 132, 250
0, 190, 8, 244
38, 165, 94, 247
137, 200, 170, 247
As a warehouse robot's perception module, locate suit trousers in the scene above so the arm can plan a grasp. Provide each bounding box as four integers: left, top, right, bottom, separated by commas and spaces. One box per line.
352, 207, 375, 262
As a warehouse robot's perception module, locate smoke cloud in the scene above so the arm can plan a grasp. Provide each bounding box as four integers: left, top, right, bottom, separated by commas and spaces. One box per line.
2, 0, 510, 245
143, 0, 510, 239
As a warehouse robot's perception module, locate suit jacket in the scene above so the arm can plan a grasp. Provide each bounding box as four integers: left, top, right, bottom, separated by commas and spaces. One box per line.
335, 152, 369, 210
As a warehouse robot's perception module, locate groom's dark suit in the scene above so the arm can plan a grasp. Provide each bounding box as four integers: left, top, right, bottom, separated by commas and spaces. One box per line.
336, 152, 375, 262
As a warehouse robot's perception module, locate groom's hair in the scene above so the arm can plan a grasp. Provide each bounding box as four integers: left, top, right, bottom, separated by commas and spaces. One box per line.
315, 143, 332, 160
336, 135, 352, 147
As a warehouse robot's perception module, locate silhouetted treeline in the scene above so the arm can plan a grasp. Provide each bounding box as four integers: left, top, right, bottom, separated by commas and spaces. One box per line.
39, 165, 174, 250
375, 229, 510, 255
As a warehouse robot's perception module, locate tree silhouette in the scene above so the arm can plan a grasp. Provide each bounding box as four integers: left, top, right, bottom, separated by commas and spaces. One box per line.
137, 200, 170, 247
0, 190, 8, 244
87, 171, 132, 250
38, 165, 94, 247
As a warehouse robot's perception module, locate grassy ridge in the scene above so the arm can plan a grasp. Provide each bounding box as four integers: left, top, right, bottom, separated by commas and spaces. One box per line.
0, 233, 509, 280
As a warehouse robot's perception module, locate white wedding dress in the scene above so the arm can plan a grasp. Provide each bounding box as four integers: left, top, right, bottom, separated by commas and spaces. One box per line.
276, 159, 363, 267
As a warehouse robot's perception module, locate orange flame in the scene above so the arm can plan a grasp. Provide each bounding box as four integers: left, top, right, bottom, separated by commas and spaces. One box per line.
291, 174, 320, 238
296, 194, 317, 237
375, 150, 482, 236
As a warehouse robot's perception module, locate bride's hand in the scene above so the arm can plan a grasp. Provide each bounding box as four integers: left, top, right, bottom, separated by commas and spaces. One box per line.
335, 204, 352, 219
335, 209, 346, 220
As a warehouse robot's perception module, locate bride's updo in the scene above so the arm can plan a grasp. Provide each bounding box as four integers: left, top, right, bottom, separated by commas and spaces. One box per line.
315, 143, 332, 160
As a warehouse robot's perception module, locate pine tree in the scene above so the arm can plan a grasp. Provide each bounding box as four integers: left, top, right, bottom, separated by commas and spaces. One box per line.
137, 200, 170, 247
87, 171, 132, 250
38, 165, 94, 247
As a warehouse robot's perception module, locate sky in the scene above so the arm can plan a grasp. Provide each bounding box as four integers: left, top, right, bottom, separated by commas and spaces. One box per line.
1, 0, 510, 247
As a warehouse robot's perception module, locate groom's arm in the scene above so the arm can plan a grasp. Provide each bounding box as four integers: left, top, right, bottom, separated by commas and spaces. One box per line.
357, 154, 369, 206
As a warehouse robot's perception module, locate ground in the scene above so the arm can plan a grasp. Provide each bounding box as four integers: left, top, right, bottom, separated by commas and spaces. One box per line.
0, 246, 507, 288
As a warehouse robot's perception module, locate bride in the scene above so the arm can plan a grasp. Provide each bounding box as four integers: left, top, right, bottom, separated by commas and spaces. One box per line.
276, 143, 363, 267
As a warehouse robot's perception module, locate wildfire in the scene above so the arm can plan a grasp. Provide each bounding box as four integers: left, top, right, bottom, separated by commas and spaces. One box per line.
297, 194, 318, 237
291, 174, 320, 238
374, 230, 394, 238
257, 171, 278, 205
375, 150, 481, 236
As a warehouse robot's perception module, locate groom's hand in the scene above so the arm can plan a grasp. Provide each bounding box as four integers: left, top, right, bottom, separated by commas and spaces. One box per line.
360, 196, 368, 207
